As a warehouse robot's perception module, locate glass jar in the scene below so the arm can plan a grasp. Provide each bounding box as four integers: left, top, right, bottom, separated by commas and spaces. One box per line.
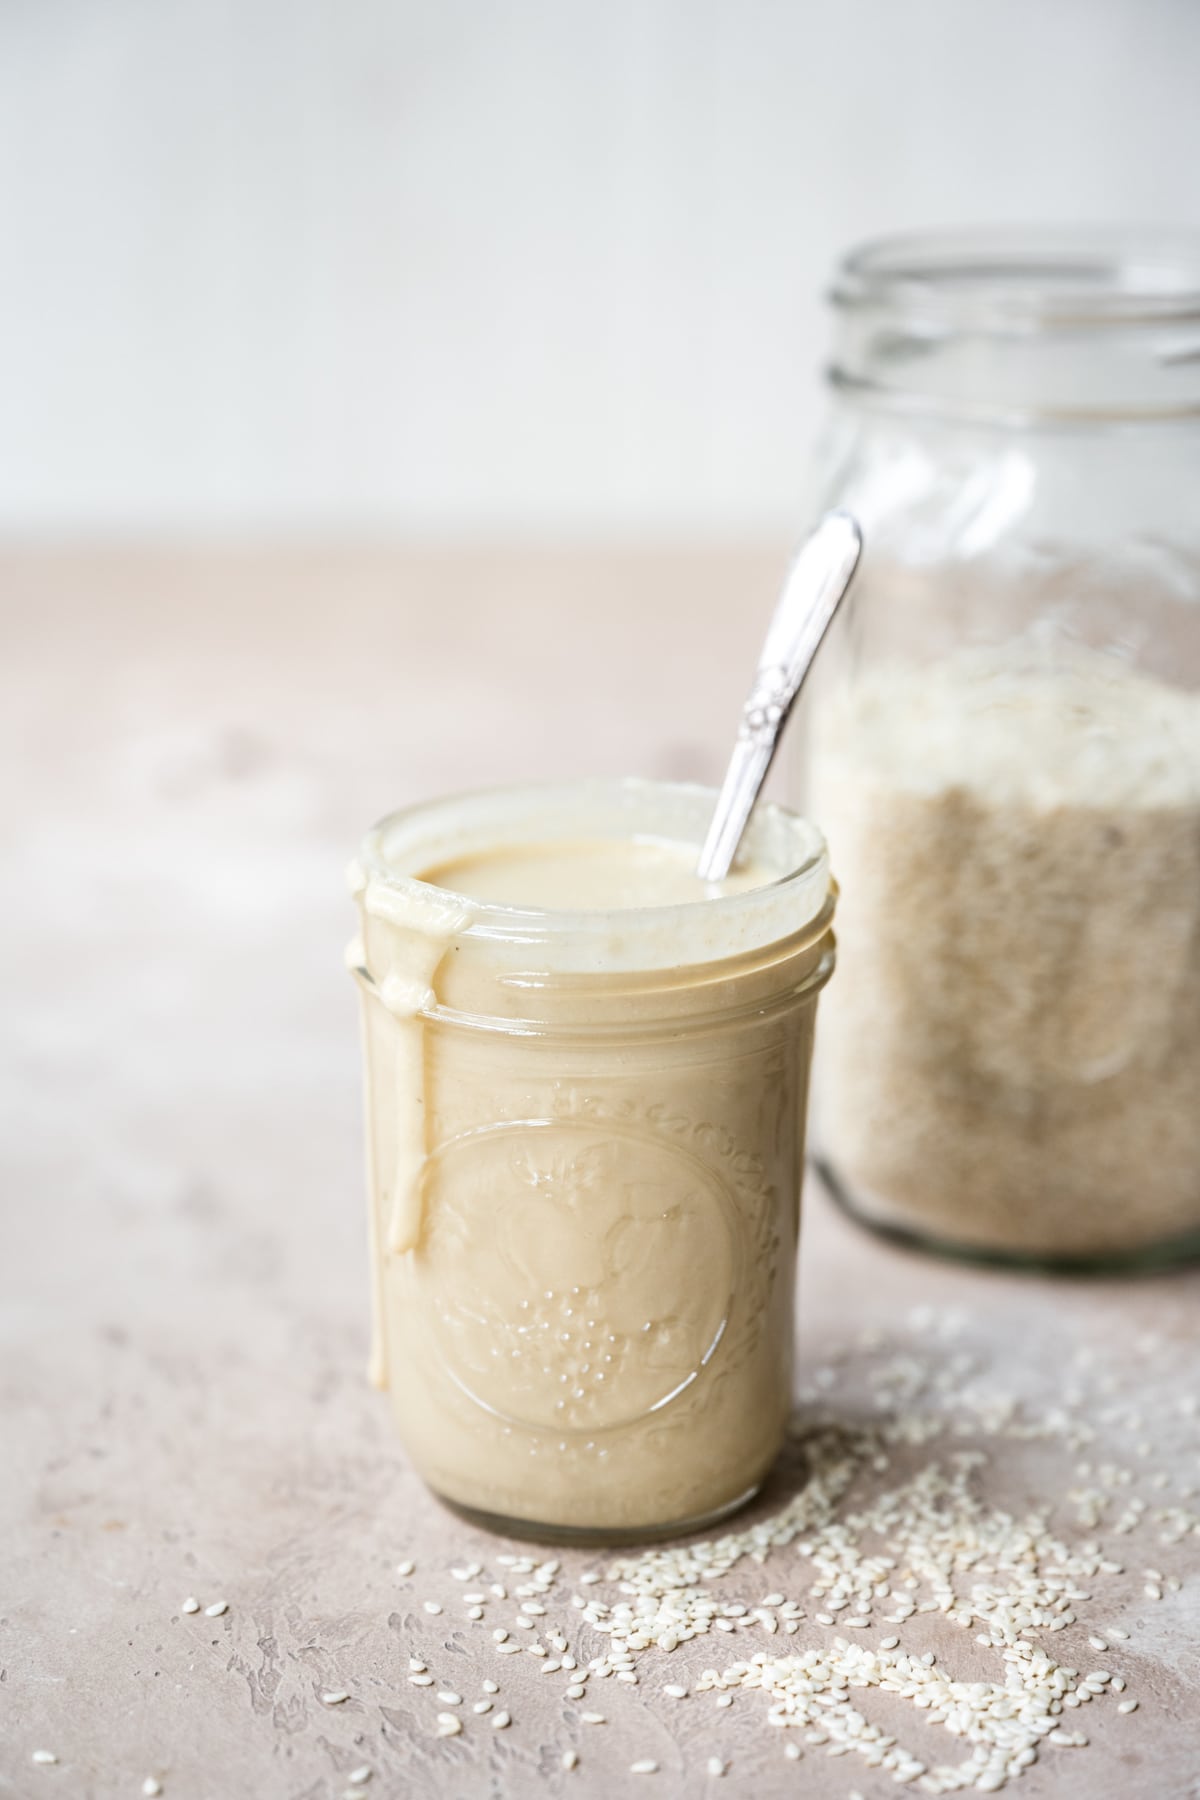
798, 228, 1200, 1271
347, 779, 835, 1541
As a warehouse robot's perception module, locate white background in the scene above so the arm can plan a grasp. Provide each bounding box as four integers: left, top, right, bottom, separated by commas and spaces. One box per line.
2, 0, 1199, 536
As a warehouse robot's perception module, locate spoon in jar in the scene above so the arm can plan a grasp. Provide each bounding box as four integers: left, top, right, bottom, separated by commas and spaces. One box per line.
696, 510, 863, 882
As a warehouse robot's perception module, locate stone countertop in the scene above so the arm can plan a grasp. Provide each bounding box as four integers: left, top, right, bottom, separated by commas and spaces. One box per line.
1, 545, 1197, 1800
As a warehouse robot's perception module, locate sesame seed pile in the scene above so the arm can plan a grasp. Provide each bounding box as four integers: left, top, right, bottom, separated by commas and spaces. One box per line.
361, 1311, 1190, 1792
26, 1309, 1193, 1793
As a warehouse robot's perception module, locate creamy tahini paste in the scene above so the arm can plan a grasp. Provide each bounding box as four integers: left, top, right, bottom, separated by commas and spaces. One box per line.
349, 794, 833, 1534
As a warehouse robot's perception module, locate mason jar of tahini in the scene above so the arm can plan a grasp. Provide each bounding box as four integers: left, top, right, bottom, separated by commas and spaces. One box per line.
347, 778, 835, 1540
797, 228, 1200, 1270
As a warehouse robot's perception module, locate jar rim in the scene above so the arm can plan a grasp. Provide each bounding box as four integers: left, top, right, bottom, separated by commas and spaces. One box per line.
353, 777, 831, 967
831, 226, 1200, 330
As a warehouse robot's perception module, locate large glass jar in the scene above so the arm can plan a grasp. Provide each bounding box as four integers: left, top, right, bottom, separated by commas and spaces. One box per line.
797, 229, 1200, 1271
348, 779, 835, 1540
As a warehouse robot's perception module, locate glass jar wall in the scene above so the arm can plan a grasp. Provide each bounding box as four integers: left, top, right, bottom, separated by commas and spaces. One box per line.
797, 230, 1200, 1270
349, 780, 836, 1539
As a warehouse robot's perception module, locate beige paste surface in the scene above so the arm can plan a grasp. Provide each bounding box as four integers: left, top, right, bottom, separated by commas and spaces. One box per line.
421, 836, 771, 910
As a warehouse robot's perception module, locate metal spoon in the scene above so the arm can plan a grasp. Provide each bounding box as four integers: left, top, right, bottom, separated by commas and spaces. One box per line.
696, 510, 863, 882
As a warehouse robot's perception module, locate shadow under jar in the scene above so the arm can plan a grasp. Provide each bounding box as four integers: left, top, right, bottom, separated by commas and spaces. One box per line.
347, 779, 835, 1541
797, 228, 1200, 1272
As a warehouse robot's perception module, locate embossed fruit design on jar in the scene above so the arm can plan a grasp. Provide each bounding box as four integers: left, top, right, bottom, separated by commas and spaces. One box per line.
348, 779, 835, 1539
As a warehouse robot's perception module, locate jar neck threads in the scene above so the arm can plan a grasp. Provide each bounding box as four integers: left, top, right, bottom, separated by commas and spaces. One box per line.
829, 229, 1200, 425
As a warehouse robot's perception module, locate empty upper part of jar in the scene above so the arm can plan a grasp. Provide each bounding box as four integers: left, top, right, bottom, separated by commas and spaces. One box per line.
829, 227, 1200, 423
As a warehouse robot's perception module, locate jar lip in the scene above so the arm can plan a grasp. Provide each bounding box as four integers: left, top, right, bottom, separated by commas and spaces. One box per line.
355, 777, 830, 954
831, 226, 1200, 329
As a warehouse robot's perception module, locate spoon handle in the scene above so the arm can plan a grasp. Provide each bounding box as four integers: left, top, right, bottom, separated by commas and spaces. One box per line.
696, 510, 862, 882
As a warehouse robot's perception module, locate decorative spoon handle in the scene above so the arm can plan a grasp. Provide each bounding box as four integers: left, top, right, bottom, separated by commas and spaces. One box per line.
696, 510, 863, 882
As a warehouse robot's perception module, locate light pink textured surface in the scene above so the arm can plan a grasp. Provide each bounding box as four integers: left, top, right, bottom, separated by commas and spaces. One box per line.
1, 547, 1197, 1800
